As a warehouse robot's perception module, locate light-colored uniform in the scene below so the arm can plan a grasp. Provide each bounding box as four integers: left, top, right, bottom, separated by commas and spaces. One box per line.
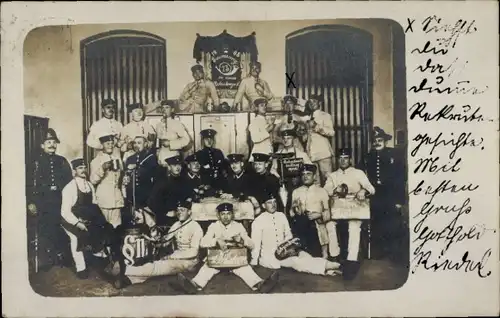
234, 76, 274, 111
120, 120, 156, 162
273, 113, 308, 152
251, 211, 328, 275
90, 152, 124, 227
60, 178, 99, 272
306, 109, 335, 184
86, 118, 123, 152
179, 79, 219, 113
291, 185, 336, 256
155, 117, 191, 165
192, 221, 263, 289
323, 167, 376, 261
248, 114, 273, 159
124, 219, 203, 284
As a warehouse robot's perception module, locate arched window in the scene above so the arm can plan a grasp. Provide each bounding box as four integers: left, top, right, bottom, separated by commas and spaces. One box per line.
285, 25, 373, 166
80, 30, 167, 162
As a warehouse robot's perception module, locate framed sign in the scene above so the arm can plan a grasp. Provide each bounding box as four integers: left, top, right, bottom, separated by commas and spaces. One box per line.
193, 30, 258, 99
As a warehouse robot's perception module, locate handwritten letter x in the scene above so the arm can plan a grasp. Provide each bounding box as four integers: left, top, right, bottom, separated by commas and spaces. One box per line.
405, 18, 415, 33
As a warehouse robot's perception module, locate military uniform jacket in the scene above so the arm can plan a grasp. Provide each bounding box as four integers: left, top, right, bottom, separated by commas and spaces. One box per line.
155, 117, 191, 163
31, 152, 73, 210
86, 118, 123, 150
120, 120, 156, 152
361, 148, 405, 204
90, 152, 125, 209
291, 185, 331, 221
248, 171, 282, 206
323, 167, 375, 220
179, 79, 220, 113
306, 109, 335, 162
222, 170, 253, 199
181, 171, 215, 198
147, 174, 188, 219
234, 76, 274, 111
195, 147, 227, 190
248, 114, 274, 157
250, 211, 293, 269
125, 149, 158, 207
165, 219, 204, 260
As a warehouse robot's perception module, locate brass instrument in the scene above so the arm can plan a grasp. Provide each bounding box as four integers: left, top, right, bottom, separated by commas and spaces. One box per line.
275, 237, 302, 260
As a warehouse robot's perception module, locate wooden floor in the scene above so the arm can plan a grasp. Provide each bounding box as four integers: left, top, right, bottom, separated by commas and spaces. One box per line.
30, 258, 409, 297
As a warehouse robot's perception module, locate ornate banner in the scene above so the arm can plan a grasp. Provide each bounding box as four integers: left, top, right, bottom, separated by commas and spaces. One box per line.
193, 30, 258, 99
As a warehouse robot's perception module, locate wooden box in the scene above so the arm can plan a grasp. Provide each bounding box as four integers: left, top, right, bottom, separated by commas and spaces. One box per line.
207, 247, 248, 268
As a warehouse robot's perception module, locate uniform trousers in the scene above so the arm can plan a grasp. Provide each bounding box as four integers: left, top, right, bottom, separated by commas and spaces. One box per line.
315, 221, 336, 248
314, 157, 333, 186
328, 220, 362, 261
101, 208, 122, 228
192, 263, 262, 289
63, 227, 109, 272
281, 251, 327, 275
124, 258, 199, 284
63, 228, 86, 272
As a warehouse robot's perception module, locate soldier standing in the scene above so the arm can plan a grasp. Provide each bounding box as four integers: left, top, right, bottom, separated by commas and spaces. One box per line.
120, 103, 156, 163
155, 100, 191, 167
248, 98, 275, 159
195, 129, 227, 192
360, 127, 406, 262
233, 61, 274, 111
304, 94, 335, 185
27, 128, 73, 270
323, 148, 375, 280
86, 99, 123, 155
179, 65, 220, 113
89, 134, 124, 228
123, 136, 158, 224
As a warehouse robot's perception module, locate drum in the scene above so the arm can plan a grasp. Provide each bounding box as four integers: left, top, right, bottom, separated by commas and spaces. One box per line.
207, 247, 248, 268
120, 225, 155, 267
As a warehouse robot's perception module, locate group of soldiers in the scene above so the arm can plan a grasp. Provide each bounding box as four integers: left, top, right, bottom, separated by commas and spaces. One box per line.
27, 66, 407, 292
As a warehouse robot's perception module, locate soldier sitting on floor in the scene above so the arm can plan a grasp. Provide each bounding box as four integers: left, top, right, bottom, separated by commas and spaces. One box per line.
107, 199, 203, 289
175, 203, 278, 294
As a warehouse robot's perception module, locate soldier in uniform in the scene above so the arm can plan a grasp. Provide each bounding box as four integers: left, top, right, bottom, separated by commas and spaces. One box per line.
323, 148, 375, 280
90, 134, 124, 228
248, 98, 275, 160
155, 100, 191, 167
360, 127, 406, 262
304, 94, 335, 185
179, 65, 220, 113
86, 99, 123, 155
291, 164, 334, 259
233, 61, 274, 112
61, 158, 114, 279
27, 128, 73, 270
182, 153, 215, 201
195, 128, 227, 192
147, 156, 188, 227
108, 199, 203, 288
273, 95, 307, 152
123, 136, 158, 224
177, 203, 278, 294
271, 129, 313, 215
248, 153, 284, 214
250, 192, 341, 276
120, 103, 156, 163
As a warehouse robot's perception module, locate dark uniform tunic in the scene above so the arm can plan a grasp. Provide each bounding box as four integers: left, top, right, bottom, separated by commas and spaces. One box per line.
222, 170, 253, 201
124, 150, 158, 223
61, 184, 114, 254
31, 152, 73, 267
361, 147, 406, 260
147, 174, 188, 227
248, 171, 284, 212
180, 171, 215, 201
195, 147, 227, 191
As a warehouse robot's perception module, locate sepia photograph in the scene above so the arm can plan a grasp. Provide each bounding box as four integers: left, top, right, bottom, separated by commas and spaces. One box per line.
23, 18, 409, 297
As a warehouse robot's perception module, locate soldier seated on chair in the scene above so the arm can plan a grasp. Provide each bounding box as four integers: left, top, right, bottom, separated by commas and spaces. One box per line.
181, 153, 216, 202
107, 199, 203, 289
176, 203, 278, 294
